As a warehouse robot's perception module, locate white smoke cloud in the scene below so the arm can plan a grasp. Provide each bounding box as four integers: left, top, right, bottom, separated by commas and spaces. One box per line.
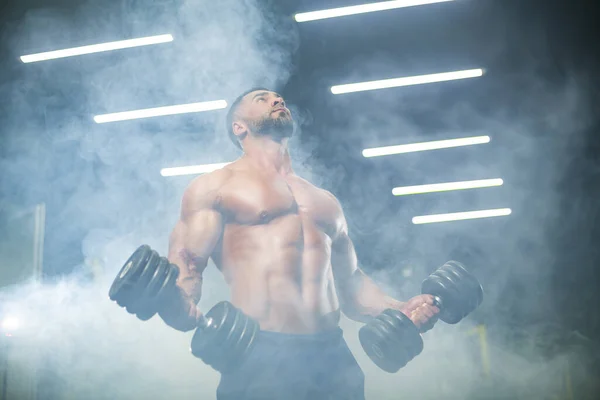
1, 1, 599, 400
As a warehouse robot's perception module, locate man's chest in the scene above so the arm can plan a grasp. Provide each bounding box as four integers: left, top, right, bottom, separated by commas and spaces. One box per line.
216, 174, 340, 236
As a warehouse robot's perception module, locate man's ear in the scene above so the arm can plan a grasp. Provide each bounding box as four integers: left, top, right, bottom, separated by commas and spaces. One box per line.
232, 121, 248, 139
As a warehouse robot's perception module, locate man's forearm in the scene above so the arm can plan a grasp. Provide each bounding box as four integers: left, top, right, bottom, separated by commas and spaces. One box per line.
339, 270, 404, 323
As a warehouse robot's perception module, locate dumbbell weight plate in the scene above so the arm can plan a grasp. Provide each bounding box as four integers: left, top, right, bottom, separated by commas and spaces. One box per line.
216, 307, 246, 372
215, 302, 237, 344
441, 261, 483, 319
135, 257, 170, 321
452, 263, 484, 314
423, 268, 465, 324
359, 310, 424, 373
422, 261, 483, 324
125, 250, 161, 315
229, 314, 259, 362
376, 319, 414, 372
360, 318, 407, 373
208, 302, 250, 371
190, 302, 232, 368
381, 310, 424, 366
206, 303, 240, 372
109, 245, 152, 306
190, 302, 259, 373
443, 261, 483, 306
219, 308, 260, 372
154, 261, 180, 302
359, 319, 387, 369
379, 310, 423, 361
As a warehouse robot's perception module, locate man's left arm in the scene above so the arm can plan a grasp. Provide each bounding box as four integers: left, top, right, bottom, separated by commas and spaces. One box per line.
330, 204, 439, 329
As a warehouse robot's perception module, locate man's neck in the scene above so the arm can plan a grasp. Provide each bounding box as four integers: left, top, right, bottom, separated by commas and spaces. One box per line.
242, 135, 293, 176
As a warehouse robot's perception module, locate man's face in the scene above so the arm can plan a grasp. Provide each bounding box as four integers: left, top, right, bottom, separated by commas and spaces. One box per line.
237, 90, 294, 140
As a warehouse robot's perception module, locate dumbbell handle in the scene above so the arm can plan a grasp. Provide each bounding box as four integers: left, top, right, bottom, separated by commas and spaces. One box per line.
432, 295, 444, 310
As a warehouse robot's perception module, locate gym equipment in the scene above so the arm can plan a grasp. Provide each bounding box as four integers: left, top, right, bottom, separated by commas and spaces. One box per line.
359, 260, 484, 373
109, 245, 259, 372
422, 261, 483, 325
190, 301, 259, 373
358, 308, 424, 373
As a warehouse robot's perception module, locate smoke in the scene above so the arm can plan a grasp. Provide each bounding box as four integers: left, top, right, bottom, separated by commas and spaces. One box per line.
299, 4, 600, 400
1, 1, 599, 400
1, 0, 299, 399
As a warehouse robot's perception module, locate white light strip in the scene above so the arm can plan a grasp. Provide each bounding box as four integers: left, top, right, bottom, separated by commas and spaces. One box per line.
20, 34, 174, 63
331, 69, 484, 94
295, 0, 454, 22
160, 163, 231, 177
94, 100, 228, 124
363, 135, 490, 158
412, 208, 512, 224
393, 179, 504, 196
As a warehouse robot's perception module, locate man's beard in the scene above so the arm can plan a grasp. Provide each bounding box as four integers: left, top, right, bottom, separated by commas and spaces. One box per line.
250, 114, 295, 141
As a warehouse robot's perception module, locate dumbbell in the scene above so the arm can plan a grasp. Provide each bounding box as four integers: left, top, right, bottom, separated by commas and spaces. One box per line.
108, 245, 259, 372
359, 261, 484, 373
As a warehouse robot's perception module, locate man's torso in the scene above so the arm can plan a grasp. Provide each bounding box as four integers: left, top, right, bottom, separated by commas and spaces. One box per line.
207, 160, 343, 333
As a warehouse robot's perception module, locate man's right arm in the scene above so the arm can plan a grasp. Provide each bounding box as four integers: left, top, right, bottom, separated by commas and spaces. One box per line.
158, 172, 226, 332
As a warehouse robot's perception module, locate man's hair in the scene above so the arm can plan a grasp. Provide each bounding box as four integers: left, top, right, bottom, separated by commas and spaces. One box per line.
226, 87, 270, 150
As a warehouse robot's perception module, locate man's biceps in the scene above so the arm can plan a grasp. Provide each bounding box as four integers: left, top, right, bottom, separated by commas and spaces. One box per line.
333, 235, 357, 258
188, 209, 223, 231
183, 218, 222, 258
191, 220, 223, 245
332, 230, 349, 248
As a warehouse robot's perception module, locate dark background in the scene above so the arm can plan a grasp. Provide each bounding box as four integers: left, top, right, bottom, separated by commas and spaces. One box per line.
0, 0, 599, 397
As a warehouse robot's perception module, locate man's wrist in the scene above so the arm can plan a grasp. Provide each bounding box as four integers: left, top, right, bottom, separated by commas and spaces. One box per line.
193, 306, 203, 324
384, 296, 405, 313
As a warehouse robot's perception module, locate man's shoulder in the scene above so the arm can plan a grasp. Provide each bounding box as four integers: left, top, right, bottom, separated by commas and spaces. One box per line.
300, 180, 347, 238
292, 174, 325, 191
188, 167, 233, 192
292, 175, 343, 212
181, 167, 235, 212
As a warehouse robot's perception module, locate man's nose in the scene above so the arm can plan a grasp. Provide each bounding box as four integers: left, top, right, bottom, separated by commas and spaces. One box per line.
272, 97, 285, 108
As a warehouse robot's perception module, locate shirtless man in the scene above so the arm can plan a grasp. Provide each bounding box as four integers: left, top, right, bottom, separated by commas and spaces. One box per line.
158, 88, 439, 399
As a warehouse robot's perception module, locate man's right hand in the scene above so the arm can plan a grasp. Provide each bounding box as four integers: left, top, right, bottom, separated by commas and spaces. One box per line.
398, 294, 440, 332
158, 285, 201, 332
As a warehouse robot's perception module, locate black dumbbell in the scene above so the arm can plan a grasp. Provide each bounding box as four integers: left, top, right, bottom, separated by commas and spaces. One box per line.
423, 261, 484, 325
109, 245, 179, 321
359, 261, 484, 373
190, 301, 259, 373
109, 245, 259, 373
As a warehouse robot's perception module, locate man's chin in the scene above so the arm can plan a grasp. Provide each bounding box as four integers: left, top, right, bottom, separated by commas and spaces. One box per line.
273, 127, 295, 140
253, 117, 295, 140
272, 112, 292, 122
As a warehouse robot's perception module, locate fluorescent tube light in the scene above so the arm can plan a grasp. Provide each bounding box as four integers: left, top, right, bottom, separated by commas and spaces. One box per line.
295, 0, 455, 22
393, 179, 504, 196
332, 69, 484, 94
21, 34, 174, 63
160, 163, 231, 177
412, 208, 512, 224
94, 100, 227, 124
363, 136, 490, 158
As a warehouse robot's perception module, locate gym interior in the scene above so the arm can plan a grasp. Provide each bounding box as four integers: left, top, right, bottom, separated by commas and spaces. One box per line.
1, 1, 599, 399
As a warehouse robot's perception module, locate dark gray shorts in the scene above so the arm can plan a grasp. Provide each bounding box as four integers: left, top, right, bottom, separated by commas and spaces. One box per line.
216, 328, 365, 400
